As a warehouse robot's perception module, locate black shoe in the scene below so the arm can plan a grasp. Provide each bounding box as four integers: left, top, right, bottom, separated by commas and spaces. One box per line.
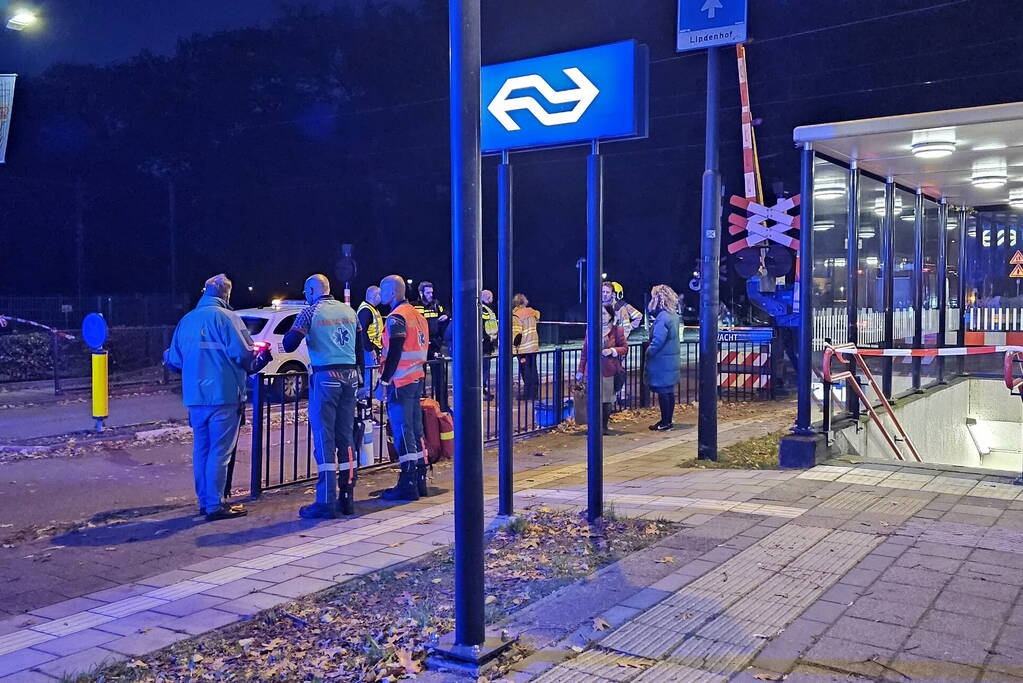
205, 505, 247, 521
380, 463, 420, 502
299, 502, 336, 519
648, 423, 663, 431
416, 464, 430, 498
654, 423, 673, 432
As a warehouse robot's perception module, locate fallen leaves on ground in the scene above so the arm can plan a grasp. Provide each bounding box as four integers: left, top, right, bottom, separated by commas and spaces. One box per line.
97, 508, 678, 682
687, 431, 783, 470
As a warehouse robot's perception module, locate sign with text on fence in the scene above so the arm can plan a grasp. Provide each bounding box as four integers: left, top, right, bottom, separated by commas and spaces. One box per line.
481, 41, 649, 153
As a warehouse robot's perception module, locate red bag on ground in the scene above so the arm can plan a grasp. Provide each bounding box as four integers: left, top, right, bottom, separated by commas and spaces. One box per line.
420, 398, 443, 463
438, 412, 454, 461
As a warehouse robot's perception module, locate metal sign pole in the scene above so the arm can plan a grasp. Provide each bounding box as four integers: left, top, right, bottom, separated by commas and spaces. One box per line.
449, 0, 485, 650
698, 46, 721, 461
498, 150, 514, 517
586, 139, 604, 522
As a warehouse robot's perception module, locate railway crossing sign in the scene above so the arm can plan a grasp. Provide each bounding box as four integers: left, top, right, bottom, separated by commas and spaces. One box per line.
727, 195, 802, 254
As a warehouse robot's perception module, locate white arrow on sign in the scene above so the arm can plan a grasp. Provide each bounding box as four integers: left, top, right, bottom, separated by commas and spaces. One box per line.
487, 68, 599, 132
701, 0, 724, 19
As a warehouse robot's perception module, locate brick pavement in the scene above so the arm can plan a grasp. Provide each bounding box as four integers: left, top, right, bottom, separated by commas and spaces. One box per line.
521, 462, 1023, 682
0, 406, 794, 680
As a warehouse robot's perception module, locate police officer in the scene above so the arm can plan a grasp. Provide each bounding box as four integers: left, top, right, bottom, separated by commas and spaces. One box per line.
379, 274, 431, 501
481, 289, 498, 399
357, 285, 384, 390
165, 274, 271, 521
283, 274, 364, 518
414, 281, 449, 411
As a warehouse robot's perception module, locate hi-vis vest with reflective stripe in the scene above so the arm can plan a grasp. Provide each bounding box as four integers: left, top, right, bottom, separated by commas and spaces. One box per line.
382, 302, 429, 387
357, 301, 384, 349
481, 303, 498, 338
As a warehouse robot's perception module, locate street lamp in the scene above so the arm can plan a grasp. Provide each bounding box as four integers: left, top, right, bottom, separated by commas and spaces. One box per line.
6, 9, 37, 31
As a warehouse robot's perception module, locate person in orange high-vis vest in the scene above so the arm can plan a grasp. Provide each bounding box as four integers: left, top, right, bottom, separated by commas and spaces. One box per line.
377, 275, 432, 501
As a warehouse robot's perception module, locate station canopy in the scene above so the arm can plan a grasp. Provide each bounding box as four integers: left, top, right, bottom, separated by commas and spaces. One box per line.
794, 101, 1023, 208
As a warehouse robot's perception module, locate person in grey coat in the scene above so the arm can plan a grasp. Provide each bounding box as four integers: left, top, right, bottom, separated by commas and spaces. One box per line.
645, 284, 681, 431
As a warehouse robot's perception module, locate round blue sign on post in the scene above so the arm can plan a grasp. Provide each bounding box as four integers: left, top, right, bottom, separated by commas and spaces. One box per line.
82, 313, 108, 350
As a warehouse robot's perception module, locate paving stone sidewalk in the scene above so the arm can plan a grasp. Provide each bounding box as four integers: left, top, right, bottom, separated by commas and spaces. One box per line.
522, 462, 1023, 682
0, 407, 792, 680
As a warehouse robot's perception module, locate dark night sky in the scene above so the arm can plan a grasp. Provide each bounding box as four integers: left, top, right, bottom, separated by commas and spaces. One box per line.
1, 0, 1021, 320
2, 0, 416, 73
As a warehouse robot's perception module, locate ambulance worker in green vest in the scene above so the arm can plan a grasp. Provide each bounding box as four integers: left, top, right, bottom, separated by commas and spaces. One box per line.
283, 274, 364, 517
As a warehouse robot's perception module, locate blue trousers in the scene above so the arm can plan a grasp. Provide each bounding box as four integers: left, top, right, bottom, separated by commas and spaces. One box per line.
387, 380, 424, 465
310, 369, 359, 506
188, 404, 242, 514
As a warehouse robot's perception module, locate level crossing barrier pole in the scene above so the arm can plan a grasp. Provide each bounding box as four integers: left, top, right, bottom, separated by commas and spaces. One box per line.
497, 150, 514, 517
586, 139, 604, 522
698, 46, 722, 458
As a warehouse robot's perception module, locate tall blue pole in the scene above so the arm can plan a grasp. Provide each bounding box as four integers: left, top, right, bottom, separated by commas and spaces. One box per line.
795, 142, 815, 433
698, 46, 721, 460
881, 177, 895, 399
449, 0, 484, 649
586, 139, 604, 523
912, 189, 924, 390
497, 150, 514, 517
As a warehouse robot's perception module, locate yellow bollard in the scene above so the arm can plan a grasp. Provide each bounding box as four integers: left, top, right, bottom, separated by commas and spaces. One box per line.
92, 350, 108, 431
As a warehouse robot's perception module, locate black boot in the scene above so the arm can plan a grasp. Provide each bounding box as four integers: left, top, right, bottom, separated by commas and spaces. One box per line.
416, 463, 430, 497
381, 461, 420, 502
602, 403, 612, 436
339, 471, 357, 515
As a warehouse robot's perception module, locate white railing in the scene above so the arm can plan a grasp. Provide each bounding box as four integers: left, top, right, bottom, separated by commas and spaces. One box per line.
813, 307, 957, 350
966, 307, 1023, 332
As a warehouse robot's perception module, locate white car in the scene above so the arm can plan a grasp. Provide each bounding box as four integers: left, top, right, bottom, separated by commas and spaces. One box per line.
237, 300, 310, 400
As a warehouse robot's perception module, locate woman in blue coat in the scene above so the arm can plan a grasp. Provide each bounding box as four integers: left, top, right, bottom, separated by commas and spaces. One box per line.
645, 285, 681, 431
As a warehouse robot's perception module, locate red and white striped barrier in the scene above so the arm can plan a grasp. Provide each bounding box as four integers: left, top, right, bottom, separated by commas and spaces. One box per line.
839, 345, 1019, 357
717, 348, 771, 391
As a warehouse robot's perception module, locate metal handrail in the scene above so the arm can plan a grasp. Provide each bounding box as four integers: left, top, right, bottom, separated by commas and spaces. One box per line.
822, 343, 922, 462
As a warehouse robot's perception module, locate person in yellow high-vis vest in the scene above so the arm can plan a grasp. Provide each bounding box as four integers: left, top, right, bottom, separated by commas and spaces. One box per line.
357, 286, 384, 390
481, 289, 498, 399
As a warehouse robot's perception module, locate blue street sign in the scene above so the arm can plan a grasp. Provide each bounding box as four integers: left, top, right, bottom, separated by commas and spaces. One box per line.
677, 0, 747, 52
81, 313, 108, 350
481, 41, 648, 153
718, 327, 773, 343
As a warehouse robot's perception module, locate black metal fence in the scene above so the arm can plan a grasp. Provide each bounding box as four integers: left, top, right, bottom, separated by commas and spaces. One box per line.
0, 324, 175, 392
248, 338, 777, 495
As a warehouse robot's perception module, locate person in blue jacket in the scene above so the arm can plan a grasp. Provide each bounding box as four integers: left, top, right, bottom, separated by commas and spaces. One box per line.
165, 274, 271, 521
645, 284, 681, 431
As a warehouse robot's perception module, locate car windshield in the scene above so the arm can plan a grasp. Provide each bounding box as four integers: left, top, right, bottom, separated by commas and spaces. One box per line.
241, 316, 268, 335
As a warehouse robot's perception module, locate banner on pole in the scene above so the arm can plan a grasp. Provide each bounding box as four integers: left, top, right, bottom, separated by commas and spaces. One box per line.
0, 74, 16, 164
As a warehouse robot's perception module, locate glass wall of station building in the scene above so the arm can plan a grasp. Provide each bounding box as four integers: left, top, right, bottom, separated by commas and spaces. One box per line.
810, 155, 964, 426
963, 208, 1023, 375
